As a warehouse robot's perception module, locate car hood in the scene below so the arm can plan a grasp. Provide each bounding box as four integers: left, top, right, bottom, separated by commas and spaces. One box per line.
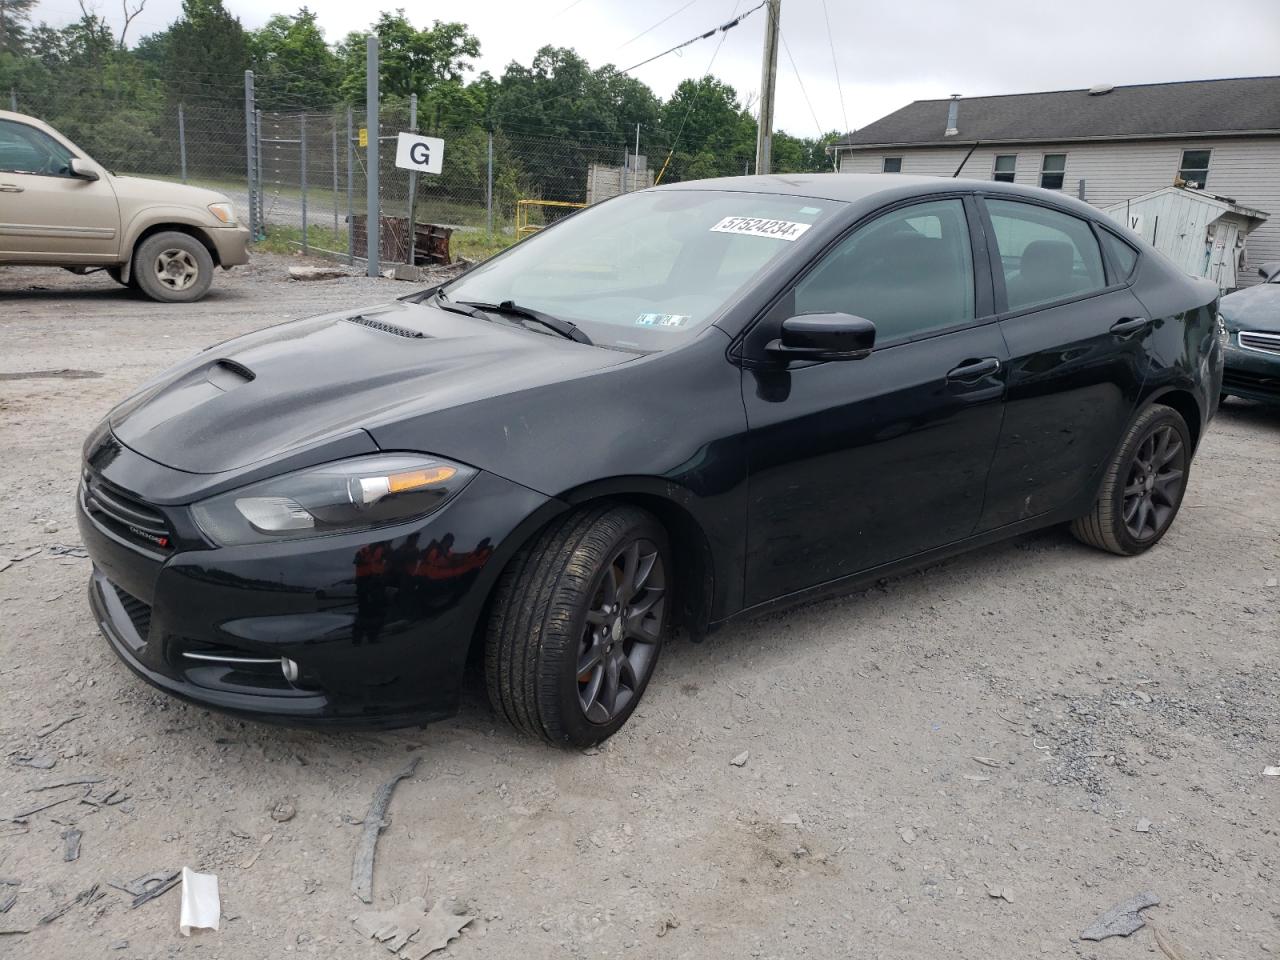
108, 300, 633, 474
108, 174, 233, 212
1220, 282, 1280, 331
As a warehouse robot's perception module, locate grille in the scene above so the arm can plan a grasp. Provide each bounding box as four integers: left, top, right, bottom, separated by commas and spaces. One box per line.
113, 584, 152, 641
82, 472, 172, 551
1239, 331, 1280, 355
344, 315, 427, 339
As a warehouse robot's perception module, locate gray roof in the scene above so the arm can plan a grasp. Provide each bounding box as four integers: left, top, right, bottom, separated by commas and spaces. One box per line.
834, 76, 1280, 149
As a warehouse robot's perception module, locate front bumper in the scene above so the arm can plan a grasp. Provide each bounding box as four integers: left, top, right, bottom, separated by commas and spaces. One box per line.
1223, 339, 1280, 404
77, 444, 553, 727
209, 224, 251, 268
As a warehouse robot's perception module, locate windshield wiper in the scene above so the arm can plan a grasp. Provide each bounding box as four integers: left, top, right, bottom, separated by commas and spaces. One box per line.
457, 299, 593, 345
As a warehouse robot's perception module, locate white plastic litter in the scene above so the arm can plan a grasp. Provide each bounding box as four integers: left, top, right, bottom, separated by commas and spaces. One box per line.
178, 867, 220, 936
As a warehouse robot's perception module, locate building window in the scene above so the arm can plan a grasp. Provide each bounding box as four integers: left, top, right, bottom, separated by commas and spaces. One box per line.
882, 157, 902, 173
1039, 154, 1066, 190
992, 154, 1017, 182
1178, 149, 1210, 188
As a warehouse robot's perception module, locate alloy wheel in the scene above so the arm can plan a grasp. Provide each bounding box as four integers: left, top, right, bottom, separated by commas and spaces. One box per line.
577, 538, 665, 724
1122, 423, 1186, 541
154, 248, 200, 292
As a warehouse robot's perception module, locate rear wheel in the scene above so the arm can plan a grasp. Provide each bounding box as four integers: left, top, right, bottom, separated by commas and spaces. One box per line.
485, 504, 669, 747
133, 231, 214, 303
1071, 404, 1191, 556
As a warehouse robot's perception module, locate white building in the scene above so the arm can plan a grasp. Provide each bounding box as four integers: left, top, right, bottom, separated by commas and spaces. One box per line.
830, 76, 1280, 288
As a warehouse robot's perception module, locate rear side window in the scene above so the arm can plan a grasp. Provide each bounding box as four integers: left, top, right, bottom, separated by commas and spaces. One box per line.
793, 198, 974, 342
0, 119, 74, 176
1099, 230, 1139, 280
986, 199, 1106, 312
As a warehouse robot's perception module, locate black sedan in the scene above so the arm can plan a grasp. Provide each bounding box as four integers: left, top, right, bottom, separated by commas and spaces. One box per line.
1220, 261, 1280, 404
78, 174, 1223, 746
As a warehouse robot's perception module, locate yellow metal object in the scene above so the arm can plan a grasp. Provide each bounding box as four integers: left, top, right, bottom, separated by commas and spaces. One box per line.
515, 199, 587, 238
358, 127, 368, 148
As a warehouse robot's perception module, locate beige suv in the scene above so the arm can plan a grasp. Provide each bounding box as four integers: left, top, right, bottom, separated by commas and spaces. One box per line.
0, 110, 250, 302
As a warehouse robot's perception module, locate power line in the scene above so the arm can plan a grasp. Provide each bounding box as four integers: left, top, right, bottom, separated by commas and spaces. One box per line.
621, 0, 765, 74
618, 0, 699, 50
779, 27, 823, 136
820, 0, 848, 134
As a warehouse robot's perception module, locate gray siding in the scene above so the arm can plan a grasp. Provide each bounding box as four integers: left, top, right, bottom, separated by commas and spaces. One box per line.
837, 137, 1280, 287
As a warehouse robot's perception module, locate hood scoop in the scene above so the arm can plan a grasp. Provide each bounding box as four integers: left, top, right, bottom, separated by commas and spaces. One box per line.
344, 314, 429, 339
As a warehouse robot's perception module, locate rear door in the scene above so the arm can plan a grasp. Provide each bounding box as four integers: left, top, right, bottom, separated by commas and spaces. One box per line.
975, 196, 1150, 530
739, 195, 1008, 605
0, 118, 119, 262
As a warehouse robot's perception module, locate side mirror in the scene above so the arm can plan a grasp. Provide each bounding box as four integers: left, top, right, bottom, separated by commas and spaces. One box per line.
766, 313, 876, 361
69, 158, 99, 181
1259, 262, 1280, 282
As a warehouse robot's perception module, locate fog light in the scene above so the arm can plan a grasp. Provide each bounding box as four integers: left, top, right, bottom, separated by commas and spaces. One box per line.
281, 657, 300, 683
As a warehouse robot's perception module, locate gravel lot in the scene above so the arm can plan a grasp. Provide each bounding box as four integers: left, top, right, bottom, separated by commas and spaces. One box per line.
1, 256, 1278, 959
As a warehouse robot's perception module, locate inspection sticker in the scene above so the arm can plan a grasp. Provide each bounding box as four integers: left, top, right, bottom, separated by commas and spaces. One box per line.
710, 216, 812, 241
635, 313, 690, 328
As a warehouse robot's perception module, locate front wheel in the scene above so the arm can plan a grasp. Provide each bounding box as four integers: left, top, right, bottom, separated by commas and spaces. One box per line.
485, 504, 670, 747
1071, 404, 1192, 556
133, 231, 214, 303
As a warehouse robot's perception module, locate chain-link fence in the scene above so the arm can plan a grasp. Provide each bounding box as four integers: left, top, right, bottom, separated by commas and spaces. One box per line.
7, 82, 673, 270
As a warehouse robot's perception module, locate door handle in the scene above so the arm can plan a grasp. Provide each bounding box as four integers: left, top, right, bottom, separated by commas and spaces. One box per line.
1110, 317, 1150, 338
946, 357, 1001, 383
0, 184, 23, 193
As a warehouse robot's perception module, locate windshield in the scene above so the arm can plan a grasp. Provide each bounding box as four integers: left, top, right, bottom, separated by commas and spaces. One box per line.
442, 190, 843, 350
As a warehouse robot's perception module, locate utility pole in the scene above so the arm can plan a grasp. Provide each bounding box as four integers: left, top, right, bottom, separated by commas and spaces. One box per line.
365, 35, 379, 278
754, 0, 781, 176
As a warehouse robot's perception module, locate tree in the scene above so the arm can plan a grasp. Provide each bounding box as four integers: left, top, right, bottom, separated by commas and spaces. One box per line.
0, 0, 35, 53
249, 7, 340, 109
162, 0, 249, 107
335, 13, 479, 103
656, 76, 755, 181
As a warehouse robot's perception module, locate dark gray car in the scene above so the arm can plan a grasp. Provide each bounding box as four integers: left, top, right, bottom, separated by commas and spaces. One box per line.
1220, 262, 1280, 405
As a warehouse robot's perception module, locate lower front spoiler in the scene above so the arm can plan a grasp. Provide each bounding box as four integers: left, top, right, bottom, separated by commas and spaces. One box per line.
88, 574, 452, 730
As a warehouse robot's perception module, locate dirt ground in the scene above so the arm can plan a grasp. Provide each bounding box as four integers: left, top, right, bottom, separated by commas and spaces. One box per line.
0, 255, 1277, 960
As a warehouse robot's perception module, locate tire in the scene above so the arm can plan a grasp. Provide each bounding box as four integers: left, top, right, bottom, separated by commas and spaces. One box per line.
132, 231, 214, 303
485, 504, 670, 747
1070, 404, 1192, 556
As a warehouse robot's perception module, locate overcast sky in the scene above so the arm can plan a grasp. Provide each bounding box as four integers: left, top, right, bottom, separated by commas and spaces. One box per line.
31, 0, 1280, 135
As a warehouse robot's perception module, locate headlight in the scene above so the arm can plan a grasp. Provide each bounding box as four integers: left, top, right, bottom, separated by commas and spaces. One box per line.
191, 454, 476, 546
1216, 312, 1230, 348
208, 202, 236, 224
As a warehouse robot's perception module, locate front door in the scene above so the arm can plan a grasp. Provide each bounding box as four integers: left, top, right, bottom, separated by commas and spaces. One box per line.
740, 196, 1008, 606
974, 197, 1151, 530
0, 118, 119, 262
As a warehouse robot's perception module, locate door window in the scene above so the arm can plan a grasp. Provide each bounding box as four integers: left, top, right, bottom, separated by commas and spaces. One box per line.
792, 198, 975, 343
986, 199, 1106, 311
0, 119, 75, 176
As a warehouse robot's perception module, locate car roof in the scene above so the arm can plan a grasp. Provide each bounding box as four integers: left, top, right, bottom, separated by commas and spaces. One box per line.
655, 172, 1109, 222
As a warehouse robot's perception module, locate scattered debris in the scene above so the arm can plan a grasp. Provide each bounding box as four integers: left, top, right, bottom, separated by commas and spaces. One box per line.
288, 265, 355, 282
39, 883, 104, 924
351, 755, 421, 904
110, 940, 128, 950
47, 543, 89, 559
35, 714, 83, 738
897, 826, 916, 844
270, 801, 296, 823
62, 828, 82, 862
971, 756, 1003, 768
656, 915, 680, 938
353, 897, 474, 959
1262, 766, 1280, 777
109, 870, 181, 909
985, 883, 1013, 903
0, 369, 100, 381
1150, 921, 1193, 960
11, 756, 56, 770
963, 775, 991, 783
0, 880, 18, 913
240, 834, 272, 869
7, 788, 84, 819
8, 548, 41, 563
1135, 818, 1152, 833
1081, 891, 1160, 941
26, 777, 105, 792
179, 867, 220, 936
779, 813, 802, 827
1131, 689, 1153, 704
729, 750, 749, 767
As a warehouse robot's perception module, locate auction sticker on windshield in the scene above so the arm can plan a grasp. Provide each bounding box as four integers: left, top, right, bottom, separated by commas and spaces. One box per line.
710, 216, 813, 241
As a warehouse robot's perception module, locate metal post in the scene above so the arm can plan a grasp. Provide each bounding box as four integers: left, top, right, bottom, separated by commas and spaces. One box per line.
332, 121, 339, 237
634, 123, 640, 191
365, 35, 380, 278
178, 103, 188, 183
243, 71, 256, 240
300, 113, 308, 254
255, 109, 264, 236
754, 0, 781, 175
406, 93, 418, 267
486, 131, 494, 238
346, 107, 354, 265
